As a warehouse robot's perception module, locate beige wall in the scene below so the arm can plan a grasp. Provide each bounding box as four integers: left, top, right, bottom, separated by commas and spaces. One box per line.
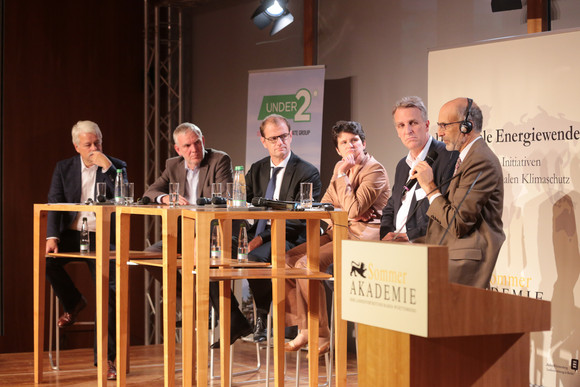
188, 0, 580, 179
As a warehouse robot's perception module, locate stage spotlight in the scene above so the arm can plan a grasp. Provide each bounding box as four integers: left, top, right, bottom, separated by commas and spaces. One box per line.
251, 0, 294, 36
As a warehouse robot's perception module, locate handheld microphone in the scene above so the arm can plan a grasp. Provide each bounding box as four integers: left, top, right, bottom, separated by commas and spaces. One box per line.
251, 197, 301, 211
196, 197, 212, 205
402, 150, 439, 197
390, 172, 463, 241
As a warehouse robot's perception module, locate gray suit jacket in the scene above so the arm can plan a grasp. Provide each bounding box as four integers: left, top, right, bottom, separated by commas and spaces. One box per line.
426, 138, 505, 288
144, 148, 233, 202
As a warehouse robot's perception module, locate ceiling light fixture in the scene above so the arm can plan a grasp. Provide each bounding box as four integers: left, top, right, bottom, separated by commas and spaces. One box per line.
251, 0, 294, 36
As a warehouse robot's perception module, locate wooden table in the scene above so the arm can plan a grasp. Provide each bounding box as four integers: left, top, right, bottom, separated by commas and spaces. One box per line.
33, 203, 115, 387
115, 205, 181, 387
179, 208, 349, 387
115, 205, 273, 387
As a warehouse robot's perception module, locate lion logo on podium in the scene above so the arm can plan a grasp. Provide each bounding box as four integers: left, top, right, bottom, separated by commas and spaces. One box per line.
350, 261, 367, 278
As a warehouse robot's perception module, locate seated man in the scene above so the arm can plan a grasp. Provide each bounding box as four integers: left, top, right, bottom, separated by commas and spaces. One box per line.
46, 120, 127, 380
144, 122, 232, 209
209, 114, 322, 348
143, 122, 234, 325
381, 96, 458, 242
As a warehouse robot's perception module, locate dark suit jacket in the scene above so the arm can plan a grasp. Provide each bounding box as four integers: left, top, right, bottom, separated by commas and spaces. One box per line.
47, 155, 127, 240
144, 148, 233, 202
426, 138, 505, 288
246, 152, 322, 244
380, 138, 458, 241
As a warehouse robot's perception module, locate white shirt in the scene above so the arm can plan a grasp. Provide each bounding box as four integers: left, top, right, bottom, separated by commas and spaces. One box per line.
395, 136, 432, 234
184, 164, 200, 204
71, 156, 99, 232
270, 151, 292, 201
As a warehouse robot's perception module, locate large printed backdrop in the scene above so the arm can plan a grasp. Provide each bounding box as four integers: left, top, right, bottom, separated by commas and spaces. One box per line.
428, 29, 580, 386
245, 66, 325, 171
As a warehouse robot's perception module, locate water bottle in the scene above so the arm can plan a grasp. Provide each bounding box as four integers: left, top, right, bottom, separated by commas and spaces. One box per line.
237, 223, 248, 261
80, 217, 90, 253
232, 165, 246, 208
210, 220, 221, 258
114, 169, 124, 204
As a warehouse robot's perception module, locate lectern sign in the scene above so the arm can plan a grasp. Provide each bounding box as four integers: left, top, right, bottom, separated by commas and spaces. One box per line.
341, 240, 429, 337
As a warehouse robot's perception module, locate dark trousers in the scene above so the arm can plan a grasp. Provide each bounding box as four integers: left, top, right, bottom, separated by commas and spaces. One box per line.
246, 239, 298, 315
45, 229, 116, 363
209, 231, 299, 329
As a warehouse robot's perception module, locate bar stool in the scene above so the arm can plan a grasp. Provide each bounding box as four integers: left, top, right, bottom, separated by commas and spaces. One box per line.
293, 280, 333, 387
293, 272, 359, 385
210, 282, 276, 384
48, 284, 95, 370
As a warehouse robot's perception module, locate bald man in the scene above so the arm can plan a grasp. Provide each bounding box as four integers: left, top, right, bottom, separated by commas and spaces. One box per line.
413, 98, 505, 288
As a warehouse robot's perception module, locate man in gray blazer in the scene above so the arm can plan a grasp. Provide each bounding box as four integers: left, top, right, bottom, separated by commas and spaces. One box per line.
144, 122, 232, 205
413, 98, 505, 288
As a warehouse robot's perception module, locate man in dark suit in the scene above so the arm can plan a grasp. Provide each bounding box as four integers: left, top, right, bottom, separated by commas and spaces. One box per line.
209, 114, 322, 347
46, 120, 127, 380
380, 96, 458, 242
413, 97, 505, 288
144, 122, 233, 207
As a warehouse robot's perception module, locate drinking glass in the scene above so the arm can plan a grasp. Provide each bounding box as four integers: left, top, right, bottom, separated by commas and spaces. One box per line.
211, 182, 222, 199
226, 182, 234, 208
96, 182, 107, 202
300, 182, 313, 209
123, 182, 134, 205
169, 182, 179, 207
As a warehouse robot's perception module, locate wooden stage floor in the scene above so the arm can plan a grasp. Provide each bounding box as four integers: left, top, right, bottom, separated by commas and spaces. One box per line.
0, 341, 359, 386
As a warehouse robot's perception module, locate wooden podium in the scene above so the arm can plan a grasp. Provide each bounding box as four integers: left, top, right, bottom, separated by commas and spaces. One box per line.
341, 241, 551, 386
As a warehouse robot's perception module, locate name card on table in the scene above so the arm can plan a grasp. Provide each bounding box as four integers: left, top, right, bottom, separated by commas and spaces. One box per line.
341, 240, 429, 337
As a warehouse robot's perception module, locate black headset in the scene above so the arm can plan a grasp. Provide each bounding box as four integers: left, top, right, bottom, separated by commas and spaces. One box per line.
460, 98, 473, 134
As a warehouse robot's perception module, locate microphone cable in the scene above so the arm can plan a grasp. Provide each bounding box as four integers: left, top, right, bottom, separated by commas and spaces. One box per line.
438, 171, 482, 245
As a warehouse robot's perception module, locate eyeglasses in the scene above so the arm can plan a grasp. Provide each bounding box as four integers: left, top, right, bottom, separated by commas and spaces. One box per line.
264, 132, 291, 143
436, 121, 463, 130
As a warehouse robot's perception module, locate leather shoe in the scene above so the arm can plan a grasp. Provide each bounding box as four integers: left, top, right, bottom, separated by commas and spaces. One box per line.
253, 313, 268, 343
58, 296, 87, 328
107, 360, 117, 380
210, 321, 253, 349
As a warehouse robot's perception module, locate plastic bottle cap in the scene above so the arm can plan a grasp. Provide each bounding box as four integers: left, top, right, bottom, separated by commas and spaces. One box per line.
117, 169, 123, 173
235, 166, 244, 171
82, 217, 87, 221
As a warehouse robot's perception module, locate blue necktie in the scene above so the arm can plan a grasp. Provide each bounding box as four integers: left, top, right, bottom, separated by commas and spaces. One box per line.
255, 167, 283, 235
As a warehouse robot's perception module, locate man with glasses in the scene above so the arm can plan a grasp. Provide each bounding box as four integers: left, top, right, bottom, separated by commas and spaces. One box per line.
209, 113, 322, 347
380, 96, 458, 243
412, 97, 505, 288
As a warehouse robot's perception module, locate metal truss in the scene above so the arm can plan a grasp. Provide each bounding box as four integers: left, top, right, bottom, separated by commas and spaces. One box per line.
143, 0, 183, 345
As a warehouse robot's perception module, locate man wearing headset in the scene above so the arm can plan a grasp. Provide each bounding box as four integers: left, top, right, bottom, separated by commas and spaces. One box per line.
412, 97, 505, 288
